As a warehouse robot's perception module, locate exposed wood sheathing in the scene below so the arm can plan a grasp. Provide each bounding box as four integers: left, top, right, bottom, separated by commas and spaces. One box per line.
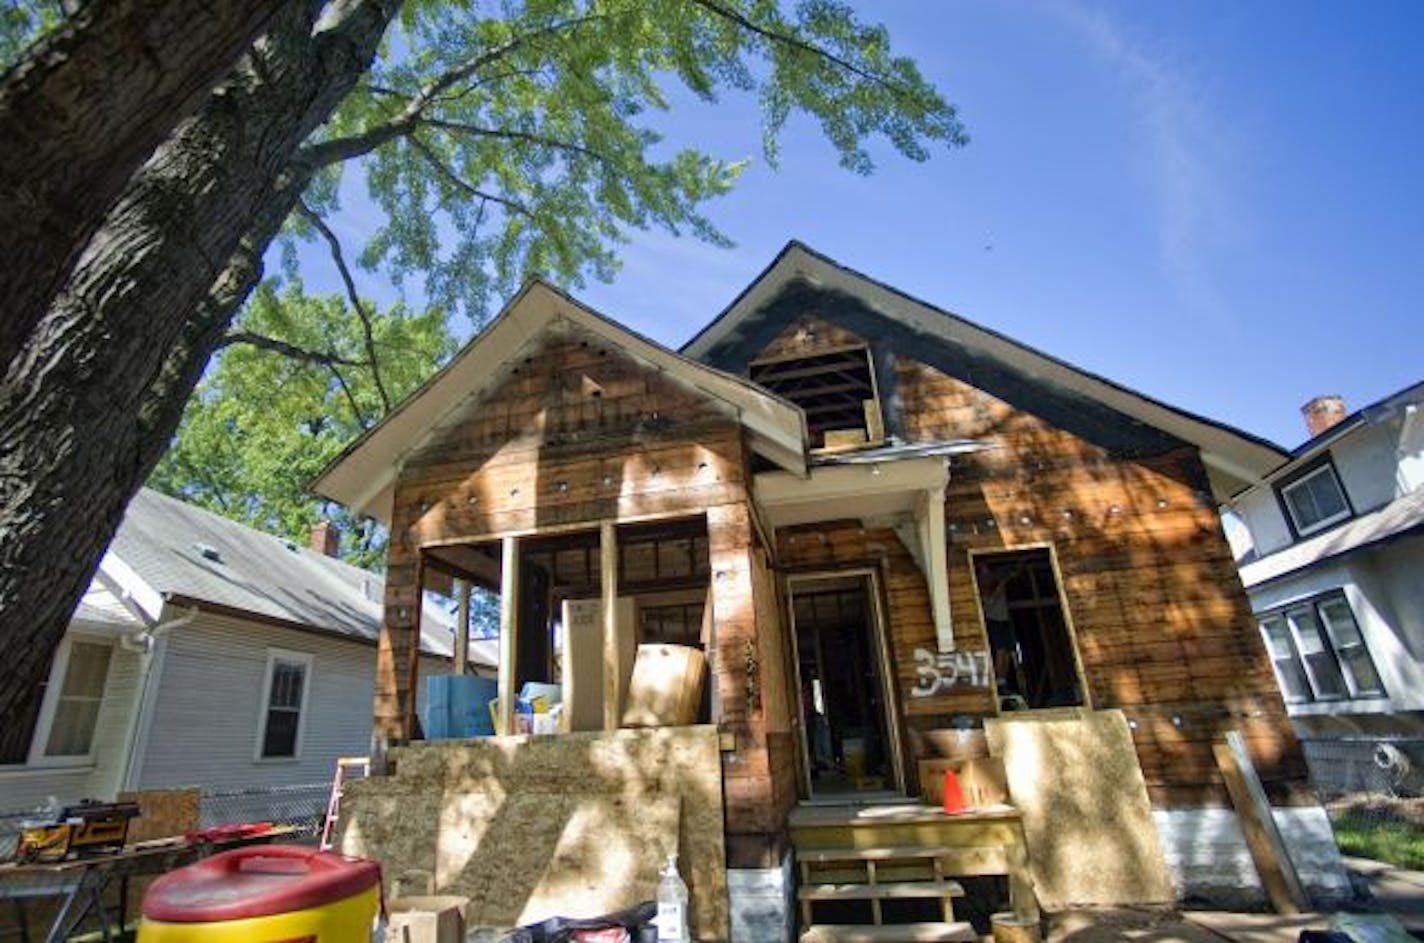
759, 312, 1308, 808
339, 727, 727, 938
984, 710, 1175, 908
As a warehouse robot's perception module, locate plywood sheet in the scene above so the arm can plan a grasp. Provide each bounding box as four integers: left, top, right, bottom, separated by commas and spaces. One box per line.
985, 709, 1174, 908
341, 726, 726, 940
118, 788, 200, 842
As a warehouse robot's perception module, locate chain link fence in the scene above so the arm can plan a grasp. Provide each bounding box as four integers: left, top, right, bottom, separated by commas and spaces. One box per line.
1303, 737, 1424, 870
0, 782, 330, 859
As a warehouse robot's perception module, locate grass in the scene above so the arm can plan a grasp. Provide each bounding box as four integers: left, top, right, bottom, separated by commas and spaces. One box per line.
1331, 805, 1424, 870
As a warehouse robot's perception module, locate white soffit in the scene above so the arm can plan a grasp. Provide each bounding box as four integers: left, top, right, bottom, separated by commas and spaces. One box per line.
313, 280, 808, 524
687, 243, 1288, 499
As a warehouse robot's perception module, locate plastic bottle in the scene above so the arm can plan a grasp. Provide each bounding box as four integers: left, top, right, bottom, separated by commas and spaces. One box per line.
656, 853, 689, 942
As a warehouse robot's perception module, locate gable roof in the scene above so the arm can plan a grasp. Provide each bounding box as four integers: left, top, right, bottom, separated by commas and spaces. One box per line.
312, 278, 808, 524
683, 241, 1290, 501
104, 489, 464, 660
1269, 378, 1424, 476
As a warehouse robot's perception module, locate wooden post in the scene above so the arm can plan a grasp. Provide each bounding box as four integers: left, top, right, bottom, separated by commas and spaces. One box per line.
404, 554, 426, 740
453, 578, 470, 675
601, 521, 620, 730
1213, 729, 1307, 914
497, 536, 520, 736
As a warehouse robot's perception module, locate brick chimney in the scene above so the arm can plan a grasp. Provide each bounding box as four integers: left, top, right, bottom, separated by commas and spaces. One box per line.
309, 520, 339, 557
1301, 394, 1348, 438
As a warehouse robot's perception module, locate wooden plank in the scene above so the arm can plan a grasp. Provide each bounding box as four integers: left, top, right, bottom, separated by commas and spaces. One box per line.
497, 535, 520, 736
797, 845, 956, 864
798, 880, 965, 901
601, 520, 620, 730
453, 578, 470, 675
1212, 730, 1308, 914
800, 922, 977, 943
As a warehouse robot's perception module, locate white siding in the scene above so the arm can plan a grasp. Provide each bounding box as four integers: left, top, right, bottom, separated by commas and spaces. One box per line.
1237, 486, 1292, 557
1330, 420, 1400, 513
0, 635, 143, 811
135, 612, 442, 791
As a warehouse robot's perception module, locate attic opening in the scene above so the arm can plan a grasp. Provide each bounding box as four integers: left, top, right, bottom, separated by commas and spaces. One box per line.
749, 345, 883, 451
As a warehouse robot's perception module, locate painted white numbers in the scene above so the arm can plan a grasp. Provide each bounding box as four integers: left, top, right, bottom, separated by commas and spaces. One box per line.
911, 647, 990, 697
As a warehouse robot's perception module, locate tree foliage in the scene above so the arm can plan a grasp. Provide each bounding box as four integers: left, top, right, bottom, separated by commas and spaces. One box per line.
150, 284, 455, 569
0, 0, 964, 727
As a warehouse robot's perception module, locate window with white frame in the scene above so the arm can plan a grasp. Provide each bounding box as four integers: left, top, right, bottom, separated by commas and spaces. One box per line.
1278, 462, 1351, 537
1258, 593, 1384, 703
258, 651, 311, 759
42, 640, 113, 758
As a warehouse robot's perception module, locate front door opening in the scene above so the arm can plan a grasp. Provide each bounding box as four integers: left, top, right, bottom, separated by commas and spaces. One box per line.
792, 575, 897, 796
974, 548, 1084, 710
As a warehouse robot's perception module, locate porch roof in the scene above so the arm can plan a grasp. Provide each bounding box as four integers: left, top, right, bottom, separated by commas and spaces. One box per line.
312, 279, 809, 524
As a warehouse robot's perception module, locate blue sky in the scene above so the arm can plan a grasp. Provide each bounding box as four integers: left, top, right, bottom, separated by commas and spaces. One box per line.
299, 0, 1423, 450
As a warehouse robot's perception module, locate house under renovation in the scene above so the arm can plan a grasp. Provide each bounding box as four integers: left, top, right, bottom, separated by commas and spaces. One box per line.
315, 242, 1350, 940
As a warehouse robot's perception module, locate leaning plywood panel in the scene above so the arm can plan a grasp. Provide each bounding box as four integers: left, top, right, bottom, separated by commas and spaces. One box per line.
339, 726, 727, 940
985, 709, 1174, 908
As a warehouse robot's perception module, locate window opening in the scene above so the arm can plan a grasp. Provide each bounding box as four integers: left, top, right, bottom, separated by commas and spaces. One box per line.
45, 641, 113, 758
260, 653, 309, 758
975, 549, 1083, 710
1279, 463, 1351, 536
1259, 592, 1384, 702
750, 346, 882, 450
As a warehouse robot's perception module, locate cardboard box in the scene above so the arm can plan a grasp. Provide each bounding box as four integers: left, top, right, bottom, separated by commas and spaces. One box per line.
387, 895, 468, 943
919, 756, 1009, 809
622, 644, 705, 727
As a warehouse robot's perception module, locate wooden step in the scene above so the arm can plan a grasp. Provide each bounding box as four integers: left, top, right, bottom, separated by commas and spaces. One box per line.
797, 845, 954, 864
799, 921, 978, 942
798, 880, 965, 902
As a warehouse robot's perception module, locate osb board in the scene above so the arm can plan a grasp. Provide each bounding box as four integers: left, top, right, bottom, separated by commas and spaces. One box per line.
985, 709, 1175, 908
118, 788, 200, 842
341, 726, 727, 940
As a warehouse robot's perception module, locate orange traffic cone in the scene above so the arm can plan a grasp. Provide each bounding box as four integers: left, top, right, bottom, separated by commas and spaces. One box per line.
941, 767, 966, 814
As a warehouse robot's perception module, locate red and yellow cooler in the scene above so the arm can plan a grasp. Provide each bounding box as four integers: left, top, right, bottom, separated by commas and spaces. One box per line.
138, 844, 381, 942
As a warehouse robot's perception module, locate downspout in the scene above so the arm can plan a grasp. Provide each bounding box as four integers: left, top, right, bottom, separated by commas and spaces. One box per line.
112, 605, 199, 796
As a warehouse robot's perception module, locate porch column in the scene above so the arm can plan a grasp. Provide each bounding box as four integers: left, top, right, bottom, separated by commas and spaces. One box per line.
917, 485, 954, 652
497, 536, 520, 735
601, 521, 621, 730
453, 578, 470, 675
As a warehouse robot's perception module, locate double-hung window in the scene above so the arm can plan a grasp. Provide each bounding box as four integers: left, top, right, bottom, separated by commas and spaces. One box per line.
1278, 462, 1351, 537
1258, 593, 1384, 703
258, 650, 311, 759
42, 640, 113, 760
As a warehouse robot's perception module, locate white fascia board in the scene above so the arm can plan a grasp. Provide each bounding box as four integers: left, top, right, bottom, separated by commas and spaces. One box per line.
96, 552, 163, 624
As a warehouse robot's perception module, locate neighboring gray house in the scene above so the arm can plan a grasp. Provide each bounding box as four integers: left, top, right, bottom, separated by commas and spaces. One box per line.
0, 488, 492, 817
1225, 382, 1424, 792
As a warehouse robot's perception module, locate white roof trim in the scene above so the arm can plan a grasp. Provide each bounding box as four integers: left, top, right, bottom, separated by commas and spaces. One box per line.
314, 280, 808, 523
96, 552, 163, 624
685, 242, 1288, 500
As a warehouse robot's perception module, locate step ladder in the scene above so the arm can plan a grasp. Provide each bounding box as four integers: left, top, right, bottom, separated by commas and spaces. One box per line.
319, 756, 370, 851
797, 846, 976, 943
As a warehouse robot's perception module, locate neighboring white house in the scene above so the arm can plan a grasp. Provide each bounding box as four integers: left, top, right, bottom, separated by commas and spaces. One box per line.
0, 488, 494, 817
1225, 381, 1424, 792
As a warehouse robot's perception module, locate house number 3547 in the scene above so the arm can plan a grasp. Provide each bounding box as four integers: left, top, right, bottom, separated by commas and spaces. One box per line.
910, 647, 991, 697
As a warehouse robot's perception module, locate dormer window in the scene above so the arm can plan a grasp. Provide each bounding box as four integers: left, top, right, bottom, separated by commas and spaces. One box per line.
1278, 460, 1351, 538
749, 345, 883, 451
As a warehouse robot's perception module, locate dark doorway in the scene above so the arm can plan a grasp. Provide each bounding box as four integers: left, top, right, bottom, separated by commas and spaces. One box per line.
974, 549, 1084, 710
791, 575, 899, 797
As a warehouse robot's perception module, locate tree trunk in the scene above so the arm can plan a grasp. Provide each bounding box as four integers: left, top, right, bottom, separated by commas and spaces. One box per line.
0, 0, 399, 728
0, 0, 292, 370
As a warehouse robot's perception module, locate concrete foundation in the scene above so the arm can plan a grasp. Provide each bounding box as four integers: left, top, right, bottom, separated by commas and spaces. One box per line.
727, 850, 794, 943
1153, 806, 1353, 908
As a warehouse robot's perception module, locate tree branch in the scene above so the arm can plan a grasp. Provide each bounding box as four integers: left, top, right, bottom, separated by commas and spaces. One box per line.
408, 136, 538, 223
294, 200, 392, 413
295, 13, 609, 169
219, 329, 363, 367
419, 119, 614, 169
685, 0, 911, 98
326, 363, 370, 430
